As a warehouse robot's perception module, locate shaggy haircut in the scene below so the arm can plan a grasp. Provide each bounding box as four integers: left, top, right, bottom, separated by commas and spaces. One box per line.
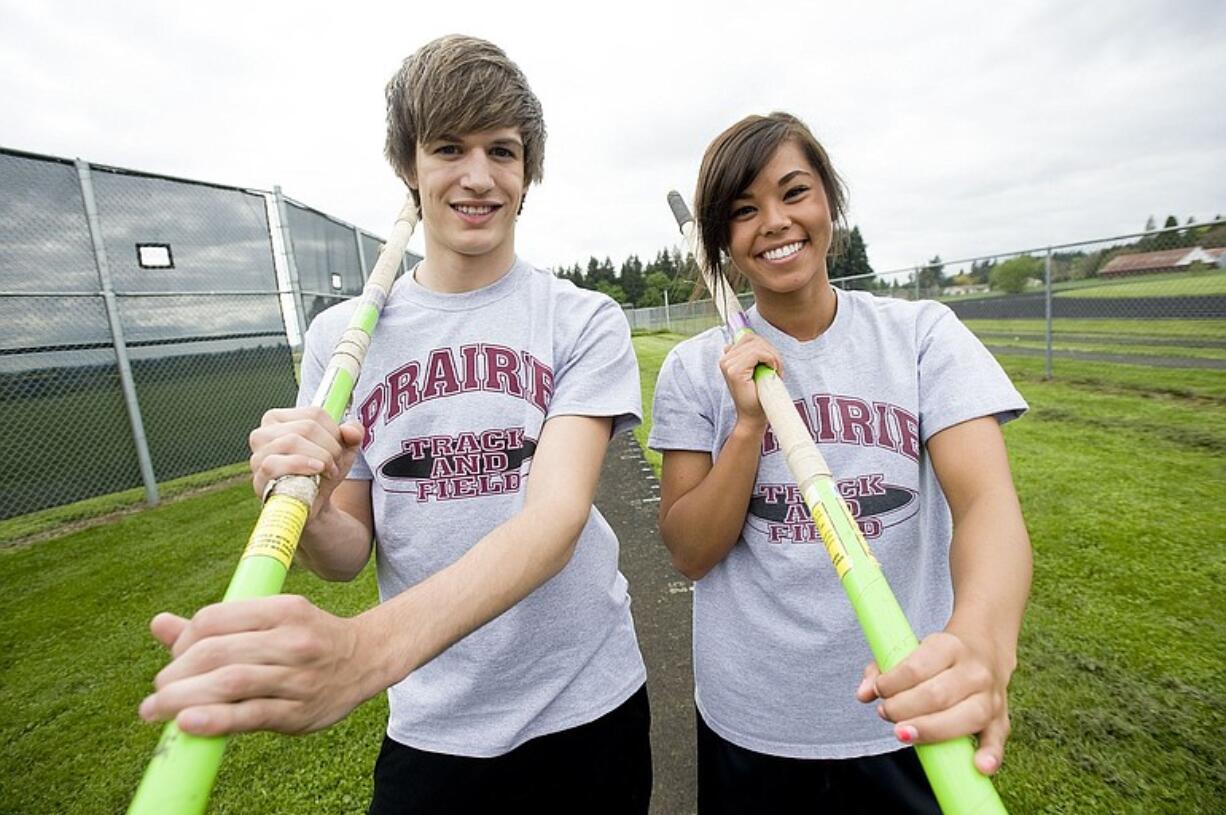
694, 112, 847, 290
384, 35, 546, 214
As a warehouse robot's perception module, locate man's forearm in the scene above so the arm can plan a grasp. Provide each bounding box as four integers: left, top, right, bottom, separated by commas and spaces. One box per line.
349, 502, 587, 695
296, 502, 374, 581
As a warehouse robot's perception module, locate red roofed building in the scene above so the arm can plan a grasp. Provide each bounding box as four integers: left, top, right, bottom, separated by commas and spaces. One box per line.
1100, 247, 1218, 277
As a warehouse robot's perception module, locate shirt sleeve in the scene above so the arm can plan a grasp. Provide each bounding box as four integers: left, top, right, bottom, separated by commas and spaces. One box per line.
647, 347, 717, 454
917, 304, 1028, 442
295, 316, 373, 480
547, 295, 642, 436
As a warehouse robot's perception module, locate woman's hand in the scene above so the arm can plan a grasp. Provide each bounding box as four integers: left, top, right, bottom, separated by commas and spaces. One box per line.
718, 334, 784, 428
857, 625, 1014, 775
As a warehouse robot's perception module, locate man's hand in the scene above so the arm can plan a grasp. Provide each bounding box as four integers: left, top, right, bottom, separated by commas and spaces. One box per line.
139, 595, 380, 736
856, 626, 1012, 775
249, 407, 364, 519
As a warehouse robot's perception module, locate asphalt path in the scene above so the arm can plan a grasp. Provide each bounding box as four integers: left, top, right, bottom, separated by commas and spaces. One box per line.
597, 431, 697, 815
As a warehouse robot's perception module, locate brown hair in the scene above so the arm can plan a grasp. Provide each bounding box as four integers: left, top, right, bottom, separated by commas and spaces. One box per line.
384, 35, 546, 214
694, 112, 847, 288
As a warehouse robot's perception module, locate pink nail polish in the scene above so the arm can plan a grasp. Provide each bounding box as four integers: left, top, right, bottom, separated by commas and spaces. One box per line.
896, 725, 917, 743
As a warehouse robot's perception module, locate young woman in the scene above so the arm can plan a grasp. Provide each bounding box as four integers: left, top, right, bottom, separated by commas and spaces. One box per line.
649, 112, 1031, 813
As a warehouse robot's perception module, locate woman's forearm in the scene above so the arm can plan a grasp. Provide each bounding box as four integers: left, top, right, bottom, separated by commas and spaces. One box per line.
661, 421, 765, 579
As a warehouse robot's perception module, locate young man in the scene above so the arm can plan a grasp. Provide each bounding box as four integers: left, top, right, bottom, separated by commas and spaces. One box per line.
139, 35, 651, 813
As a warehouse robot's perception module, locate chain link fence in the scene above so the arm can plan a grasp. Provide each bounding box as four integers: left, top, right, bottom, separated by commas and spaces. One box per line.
0, 148, 419, 522
4, 142, 1220, 524
858, 221, 1226, 379
622, 292, 754, 336
626, 220, 1226, 380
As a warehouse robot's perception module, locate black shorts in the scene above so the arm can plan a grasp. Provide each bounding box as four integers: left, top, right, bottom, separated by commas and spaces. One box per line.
368, 684, 652, 815
696, 708, 940, 814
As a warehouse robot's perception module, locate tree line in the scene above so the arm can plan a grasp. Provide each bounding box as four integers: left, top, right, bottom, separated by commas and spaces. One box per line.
552, 226, 876, 307
555, 214, 1225, 304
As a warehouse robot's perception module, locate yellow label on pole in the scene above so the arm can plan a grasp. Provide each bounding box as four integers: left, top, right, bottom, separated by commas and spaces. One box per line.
810, 504, 852, 579
852, 523, 881, 569
242, 495, 309, 569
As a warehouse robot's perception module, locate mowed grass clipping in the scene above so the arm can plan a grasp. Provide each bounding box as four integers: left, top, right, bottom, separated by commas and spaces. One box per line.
631, 333, 1226, 814
1, 334, 1222, 814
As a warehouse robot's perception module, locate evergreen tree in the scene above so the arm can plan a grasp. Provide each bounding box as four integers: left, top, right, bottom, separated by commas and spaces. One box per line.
967, 258, 995, 284
619, 254, 645, 305
917, 255, 946, 292
598, 256, 617, 285
652, 249, 676, 280
829, 226, 874, 290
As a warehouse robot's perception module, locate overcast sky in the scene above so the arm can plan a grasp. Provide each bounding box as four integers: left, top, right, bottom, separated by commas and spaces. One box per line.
2, 0, 1223, 277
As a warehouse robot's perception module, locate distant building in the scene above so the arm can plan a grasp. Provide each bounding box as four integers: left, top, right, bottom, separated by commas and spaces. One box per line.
944, 283, 990, 296
1205, 247, 1226, 268
1100, 247, 1218, 276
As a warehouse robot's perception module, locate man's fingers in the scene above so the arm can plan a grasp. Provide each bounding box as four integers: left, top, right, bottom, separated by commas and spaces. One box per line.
261, 406, 336, 433
156, 626, 314, 688
149, 612, 189, 650
252, 434, 342, 479
250, 408, 346, 472
169, 595, 313, 659
174, 698, 305, 737
141, 664, 296, 724
339, 420, 365, 448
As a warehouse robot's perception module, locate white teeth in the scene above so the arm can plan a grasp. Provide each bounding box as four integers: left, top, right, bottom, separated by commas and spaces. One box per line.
762, 241, 804, 261
456, 205, 494, 216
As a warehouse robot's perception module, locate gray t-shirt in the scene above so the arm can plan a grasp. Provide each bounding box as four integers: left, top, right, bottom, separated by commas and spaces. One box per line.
648, 287, 1027, 759
299, 257, 646, 757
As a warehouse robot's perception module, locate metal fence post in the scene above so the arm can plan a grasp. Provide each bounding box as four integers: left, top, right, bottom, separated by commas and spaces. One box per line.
75, 159, 159, 506
353, 226, 369, 283
664, 288, 672, 332
274, 185, 309, 342
1044, 247, 1053, 380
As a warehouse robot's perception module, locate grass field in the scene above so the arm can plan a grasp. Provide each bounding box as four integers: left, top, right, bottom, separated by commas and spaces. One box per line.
933, 267, 1226, 303
0, 488, 386, 814
962, 318, 1226, 341
1055, 268, 1226, 298
959, 318, 1226, 364
1, 336, 1223, 813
